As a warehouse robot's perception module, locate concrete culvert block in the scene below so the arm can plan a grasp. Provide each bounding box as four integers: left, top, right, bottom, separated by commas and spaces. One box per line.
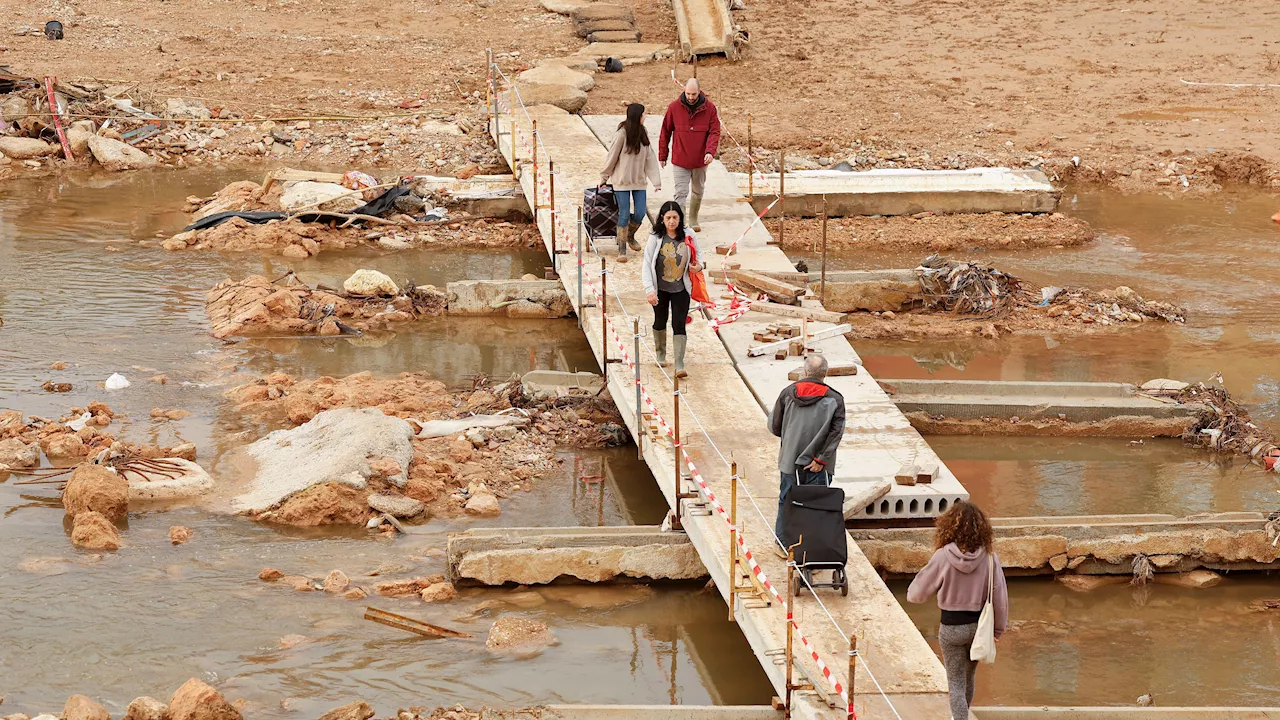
514, 82, 589, 113
575, 18, 635, 37
571, 3, 634, 22
588, 29, 642, 43
516, 64, 595, 92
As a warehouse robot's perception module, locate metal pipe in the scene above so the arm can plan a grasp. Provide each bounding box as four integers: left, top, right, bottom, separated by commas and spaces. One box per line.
673, 374, 683, 530
785, 547, 795, 719
634, 318, 643, 461
601, 257, 609, 383
728, 463, 738, 621
577, 206, 584, 328
549, 159, 556, 262
509, 87, 517, 179
821, 193, 829, 307
747, 114, 753, 201
532, 119, 539, 211
847, 633, 858, 720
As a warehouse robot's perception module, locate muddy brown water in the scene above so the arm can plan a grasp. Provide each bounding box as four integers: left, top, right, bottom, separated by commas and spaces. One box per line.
0, 169, 772, 715
799, 186, 1280, 516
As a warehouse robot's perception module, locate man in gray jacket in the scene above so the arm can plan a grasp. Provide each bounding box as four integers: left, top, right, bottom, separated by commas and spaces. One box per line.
768, 355, 846, 548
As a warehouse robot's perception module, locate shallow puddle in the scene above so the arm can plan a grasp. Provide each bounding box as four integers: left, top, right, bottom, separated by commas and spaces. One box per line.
0, 169, 772, 713
893, 576, 1280, 706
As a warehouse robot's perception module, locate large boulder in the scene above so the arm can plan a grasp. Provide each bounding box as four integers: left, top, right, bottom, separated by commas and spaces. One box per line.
168, 678, 241, 720
63, 695, 110, 720
63, 464, 130, 523
342, 269, 399, 297
123, 696, 169, 720
120, 458, 215, 502
229, 408, 415, 514
279, 181, 362, 213
67, 128, 95, 157
0, 136, 57, 160
0, 438, 39, 469
88, 135, 158, 171
367, 492, 424, 518
514, 82, 588, 114
71, 511, 122, 551
45, 432, 87, 462
516, 65, 594, 93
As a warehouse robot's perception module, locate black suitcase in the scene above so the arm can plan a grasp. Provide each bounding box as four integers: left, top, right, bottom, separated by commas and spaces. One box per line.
583, 184, 618, 240
780, 484, 849, 596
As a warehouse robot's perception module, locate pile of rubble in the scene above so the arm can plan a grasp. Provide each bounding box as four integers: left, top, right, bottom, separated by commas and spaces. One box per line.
1168, 381, 1280, 471
1040, 285, 1185, 326
206, 271, 447, 339
0, 403, 196, 470
226, 371, 625, 528
164, 169, 540, 257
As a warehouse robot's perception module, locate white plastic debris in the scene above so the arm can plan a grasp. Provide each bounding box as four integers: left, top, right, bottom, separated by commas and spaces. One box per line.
105, 373, 131, 390
66, 412, 92, 432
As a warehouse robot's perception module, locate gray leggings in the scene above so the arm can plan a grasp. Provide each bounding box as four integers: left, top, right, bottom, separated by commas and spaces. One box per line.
939, 623, 978, 720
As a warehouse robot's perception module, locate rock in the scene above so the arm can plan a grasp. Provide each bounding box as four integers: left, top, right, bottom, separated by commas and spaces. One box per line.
279, 182, 361, 213
1, 95, 31, 126
485, 617, 559, 654
342, 269, 399, 296
166, 98, 212, 120
67, 128, 95, 157
0, 137, 56, 159
45, 432, 86, 461
0, 438, 39, 468
121, 458, 213, 502
1153, 569, 1222, 589
540, 0, 591, 13
570, 42, 668, 62
88, 135, 159, 171
259, 567, 284, 581
465, 428, 489, 447
374, 576, 442, 597
575, 18, 635, 38
63, 464, 130, 523
266, 482, 372, 527
171, 443, 198, 461
71, 511, 122, 551
514, 82, 589, 113
571, 4, 634, 22
323, 569, 351, 594
368, 492, 425, 518
279, 575, 314, 591
278, 634, 308, 649
316, 702, 374, 720
367, 456, 404, 482
280, 244, 310, 260
812, 271, 920, 312
588, 29, 641, 42
169, 526, 194, 545
1055, 574, 1129, 592
420, 581, 457, 602
6, 713, 32, 720
343, 587, 368, 600
449, 436, 474, 462
516, 65, 595, 92
123, 696, 169, 720
1048, 553, 1069, 572
168, 678, 242, 720
230, 408, 415, 515
1141, 378, 1189, 392
63, 695, 110, 720
533, 57, 598, 73
464, 490, 502, 518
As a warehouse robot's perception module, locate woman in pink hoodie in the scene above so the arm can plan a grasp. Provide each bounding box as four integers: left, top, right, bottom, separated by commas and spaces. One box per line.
907, 501, 1008, 720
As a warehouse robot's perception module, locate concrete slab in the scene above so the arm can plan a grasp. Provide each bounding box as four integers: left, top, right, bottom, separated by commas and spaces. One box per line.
544, 706, 781, 720
672, 0, 736, 60
880, 378, 1202, 423
494, 103, 955, 718
411, 174, 531, 218
851, 512, 1280, 575
972, 709, 1280, 720
447, 526, 707, 584
445, 279, 573, 318
522, 369, 604, 398
731, 168, 1060, 217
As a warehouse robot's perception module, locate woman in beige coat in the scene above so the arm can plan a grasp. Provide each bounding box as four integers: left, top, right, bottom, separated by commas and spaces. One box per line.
600, 103, 662, 262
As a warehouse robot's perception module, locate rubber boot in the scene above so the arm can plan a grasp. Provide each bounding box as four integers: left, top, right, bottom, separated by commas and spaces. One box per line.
653, 330, 668, 366
674, 334, 688, 378
627, 221, 643, 251
687, 194, 703, 232
615, 224, 629, 262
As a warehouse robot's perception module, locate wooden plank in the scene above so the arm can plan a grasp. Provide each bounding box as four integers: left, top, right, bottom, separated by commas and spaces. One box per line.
788, 364, 860, 381
844, 480, 893, 511
750, 301, 844, 324
364, 607, 472, 639
747, 324, 852, 357
730, 269, 805, 305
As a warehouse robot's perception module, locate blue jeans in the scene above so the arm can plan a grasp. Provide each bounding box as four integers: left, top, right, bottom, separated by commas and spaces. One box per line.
614, 189, 647, 228
775, 466, 832, 538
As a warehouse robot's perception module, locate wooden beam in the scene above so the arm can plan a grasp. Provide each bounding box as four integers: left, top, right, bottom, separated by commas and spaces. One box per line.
788, 364, 860, 381
730, 269, 804, 305
843, 480, 893, 512
748, 324, 851, 357
750, 301, 845, 324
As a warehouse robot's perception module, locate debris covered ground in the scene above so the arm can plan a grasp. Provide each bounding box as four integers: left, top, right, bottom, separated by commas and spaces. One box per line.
228, 371, 626, 527
767, 211, 1095, 252
843, 255, 1186, 339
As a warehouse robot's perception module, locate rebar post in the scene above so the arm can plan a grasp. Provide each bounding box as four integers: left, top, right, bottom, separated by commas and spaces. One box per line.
532, 119, 540, 211
747, 114, 753, 201
779, 149, 786, 251
509, 87, 517, 179
847, 633, 858, 720
633, 318, 643, 461
673, 375, 683, 531
728, 463, 738, 621
821, 193, 829, 307
577, 206, 584, 327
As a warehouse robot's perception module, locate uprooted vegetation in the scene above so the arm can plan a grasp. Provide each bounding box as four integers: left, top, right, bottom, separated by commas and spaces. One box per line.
161, 170, 540, 257
1173, 382, 1280, 471
840, 255, 1186, 339
205, 272, 447, 339
227, 371, 627, 527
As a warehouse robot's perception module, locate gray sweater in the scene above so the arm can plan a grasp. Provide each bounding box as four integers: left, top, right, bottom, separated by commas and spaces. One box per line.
767, 379, 845, 473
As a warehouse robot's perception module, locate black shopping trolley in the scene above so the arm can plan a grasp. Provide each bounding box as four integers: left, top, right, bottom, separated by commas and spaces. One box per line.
779, 483, 849, 596
583, 184, 618, 241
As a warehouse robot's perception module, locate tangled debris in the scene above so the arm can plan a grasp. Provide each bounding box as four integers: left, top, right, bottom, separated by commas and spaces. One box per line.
1176, 382, 1280, 470
228, 371, 626, 526
917, 255, 1030, 315
205, 272, 447, 339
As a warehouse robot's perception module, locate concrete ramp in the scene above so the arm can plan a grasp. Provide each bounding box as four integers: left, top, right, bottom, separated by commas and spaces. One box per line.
672, 0, 736, 60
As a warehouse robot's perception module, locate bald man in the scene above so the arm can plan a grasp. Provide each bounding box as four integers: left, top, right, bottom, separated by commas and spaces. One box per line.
658, 78, 721, 232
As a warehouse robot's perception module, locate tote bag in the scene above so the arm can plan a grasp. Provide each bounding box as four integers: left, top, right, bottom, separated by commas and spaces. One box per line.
684, 234, 712, 306
969, 554, 997, 664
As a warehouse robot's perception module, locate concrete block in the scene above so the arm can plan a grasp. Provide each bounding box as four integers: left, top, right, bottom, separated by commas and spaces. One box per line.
446, 280, 573, 318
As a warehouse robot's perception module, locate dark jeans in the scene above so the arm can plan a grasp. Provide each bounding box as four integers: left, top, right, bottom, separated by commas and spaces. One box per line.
653, 288, 691, 335
774, 466, 832, 538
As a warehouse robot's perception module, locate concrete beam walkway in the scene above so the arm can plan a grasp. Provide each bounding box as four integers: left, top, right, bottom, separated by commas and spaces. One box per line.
972, 710, 1280, 720
732, 167, 1059, 217
490, 98, 956, 718
879, 379, 1203, 424
672, 0, 736, 60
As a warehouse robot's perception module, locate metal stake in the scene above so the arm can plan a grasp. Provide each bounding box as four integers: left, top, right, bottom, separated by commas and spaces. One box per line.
601, 257, 609, 383
779, 149, 786, 252
634, 318, 643, 461
549, 159, 556, 260
847, 633, 858, 720
532, 119, 540, 210
577, 206, 584, 327
509, 87, 517, 179
747, 114, 753, 202
673, 374, 683, 531
785, 547, 795, 719
821, 194, 829, 307
728, 463, 738, 621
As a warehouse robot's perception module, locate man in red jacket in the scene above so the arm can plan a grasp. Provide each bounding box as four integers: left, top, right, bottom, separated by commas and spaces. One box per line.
658, 78, 721, 231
